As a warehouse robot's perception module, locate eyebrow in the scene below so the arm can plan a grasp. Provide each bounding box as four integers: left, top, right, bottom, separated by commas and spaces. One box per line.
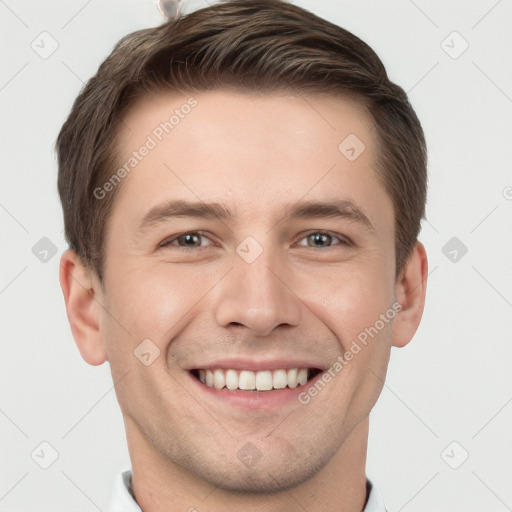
138, 198, 374, 232
139, 199, 232, 231
285, 199, 375, 231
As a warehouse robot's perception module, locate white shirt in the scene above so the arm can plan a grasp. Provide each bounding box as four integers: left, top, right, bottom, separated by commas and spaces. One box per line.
108, 469, 387, 512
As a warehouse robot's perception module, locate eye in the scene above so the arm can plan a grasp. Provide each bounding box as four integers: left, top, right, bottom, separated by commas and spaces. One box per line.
160, 231, 214, 248
297, 231, 350, 249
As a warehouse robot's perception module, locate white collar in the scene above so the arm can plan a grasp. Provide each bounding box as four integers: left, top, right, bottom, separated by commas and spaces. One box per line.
364, 479, 388, 512
108, 469, 387, 512
108, 470, 141, 512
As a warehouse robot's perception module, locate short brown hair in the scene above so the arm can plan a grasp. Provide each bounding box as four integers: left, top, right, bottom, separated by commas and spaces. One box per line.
56, 0, 427, 281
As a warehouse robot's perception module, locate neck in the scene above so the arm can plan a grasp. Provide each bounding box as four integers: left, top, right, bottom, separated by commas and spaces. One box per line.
126, 417, 370, 512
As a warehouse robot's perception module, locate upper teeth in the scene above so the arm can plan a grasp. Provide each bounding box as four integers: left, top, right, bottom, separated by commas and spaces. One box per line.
198, 368, 309, 391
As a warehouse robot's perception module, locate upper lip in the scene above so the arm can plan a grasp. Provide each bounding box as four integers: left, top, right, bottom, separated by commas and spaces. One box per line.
187, 358, 326, 371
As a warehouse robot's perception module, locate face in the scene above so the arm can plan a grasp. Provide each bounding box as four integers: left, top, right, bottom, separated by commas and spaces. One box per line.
97, 89, 398, 492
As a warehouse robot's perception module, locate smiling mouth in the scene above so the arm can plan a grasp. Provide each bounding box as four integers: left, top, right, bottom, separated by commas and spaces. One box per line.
190, 368, 322, 392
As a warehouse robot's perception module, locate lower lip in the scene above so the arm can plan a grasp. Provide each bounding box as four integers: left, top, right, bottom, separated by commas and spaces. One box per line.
187, 370, 323, 411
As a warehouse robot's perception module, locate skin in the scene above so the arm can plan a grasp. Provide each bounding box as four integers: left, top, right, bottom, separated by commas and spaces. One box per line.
60, 89, 428, 512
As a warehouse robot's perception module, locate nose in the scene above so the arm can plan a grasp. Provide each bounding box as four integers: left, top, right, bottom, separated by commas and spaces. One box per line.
214, 247, 302, 336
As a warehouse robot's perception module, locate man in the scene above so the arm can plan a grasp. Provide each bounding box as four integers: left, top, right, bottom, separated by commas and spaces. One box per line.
56, 1, 428, 510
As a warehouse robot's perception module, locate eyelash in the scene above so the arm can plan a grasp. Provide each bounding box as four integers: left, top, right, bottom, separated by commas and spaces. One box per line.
159, 230, 351, 249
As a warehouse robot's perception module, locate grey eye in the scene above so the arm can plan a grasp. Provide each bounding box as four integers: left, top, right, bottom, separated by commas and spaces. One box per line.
306, 233, 332, 248
176, 233, 202, 247
297, 232, 349, 249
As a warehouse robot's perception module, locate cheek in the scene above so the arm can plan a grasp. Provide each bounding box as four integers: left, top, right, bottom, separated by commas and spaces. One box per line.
299, 264, 394, 352
103, 262, 220, 348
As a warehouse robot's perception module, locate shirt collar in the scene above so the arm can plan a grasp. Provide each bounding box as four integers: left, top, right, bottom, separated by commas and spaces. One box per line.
108, 469, 387, 512
108, 470, 141, 512
364, 479, 388, 512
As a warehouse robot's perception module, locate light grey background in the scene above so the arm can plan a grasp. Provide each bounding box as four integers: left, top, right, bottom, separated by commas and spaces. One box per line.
1, 1, 511, 510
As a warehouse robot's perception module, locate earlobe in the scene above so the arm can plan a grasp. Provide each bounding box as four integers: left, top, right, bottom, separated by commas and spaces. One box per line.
59, 249, 107, 366
391, 242, 428, 348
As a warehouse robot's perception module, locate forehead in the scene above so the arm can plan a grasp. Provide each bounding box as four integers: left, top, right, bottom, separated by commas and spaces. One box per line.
112, 88, 391, 229
118, 88, 374, 166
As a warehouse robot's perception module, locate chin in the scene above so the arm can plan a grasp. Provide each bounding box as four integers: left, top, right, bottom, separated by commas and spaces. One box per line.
178, 442, 329, 495
199, 465, 318, 495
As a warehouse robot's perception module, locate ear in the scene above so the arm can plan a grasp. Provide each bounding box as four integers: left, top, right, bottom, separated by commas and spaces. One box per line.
59, 249, 107, 365
391, 241, 428, 348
